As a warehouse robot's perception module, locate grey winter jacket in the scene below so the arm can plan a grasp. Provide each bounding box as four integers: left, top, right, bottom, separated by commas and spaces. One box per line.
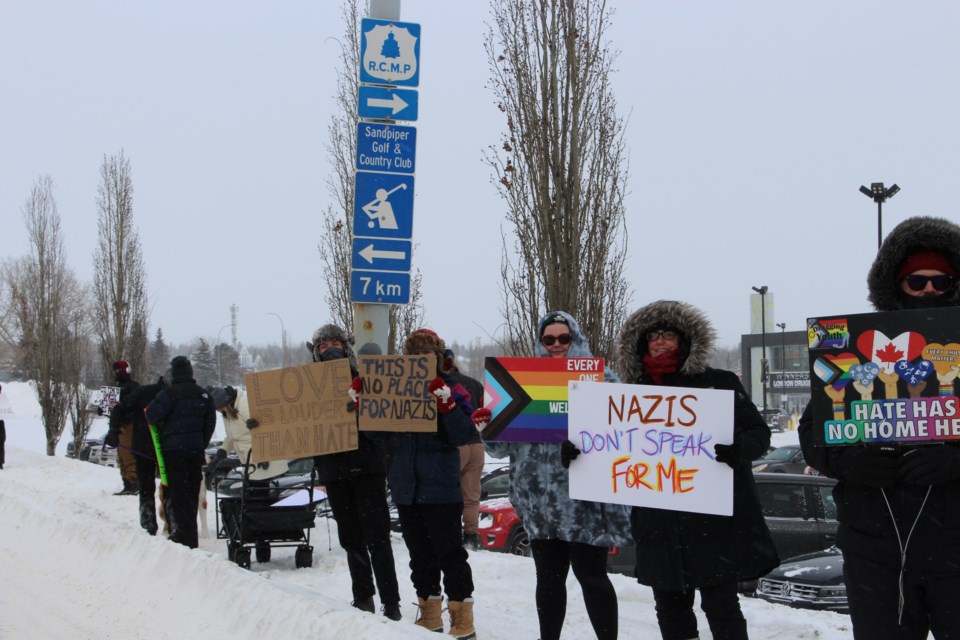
483, 311, 633, 547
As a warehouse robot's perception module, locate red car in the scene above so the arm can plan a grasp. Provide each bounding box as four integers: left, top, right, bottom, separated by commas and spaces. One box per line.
477, 497, 531, 556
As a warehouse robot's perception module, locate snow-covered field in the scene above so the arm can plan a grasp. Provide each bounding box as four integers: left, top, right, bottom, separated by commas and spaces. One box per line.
0, 381, 853, 639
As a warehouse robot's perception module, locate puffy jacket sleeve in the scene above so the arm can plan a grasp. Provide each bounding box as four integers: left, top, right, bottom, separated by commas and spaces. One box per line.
439, 398, 475, 448
798, 401, 841, 478
715, 369, 770, 462
203, 400, 216, 447
145, 390, 174, 426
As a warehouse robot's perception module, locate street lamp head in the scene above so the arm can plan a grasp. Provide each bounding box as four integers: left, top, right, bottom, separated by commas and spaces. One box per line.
886, 184, 900, 199
776, 322, 786, 330
859, 185, 872, 198
752, 285, 768, 295
870, 182, 886, 196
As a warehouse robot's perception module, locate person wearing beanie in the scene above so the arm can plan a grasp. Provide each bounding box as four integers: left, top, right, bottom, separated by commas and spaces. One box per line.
145, 356, 216, 548
372, 328, 477, 638
616, 301, 777, 640
107, 375, 168, 534
443, 348, 486, 551
106, 359, 141, 495
305, 324, 401, 621
800, 215, 960, 639
476, 311, 631, 640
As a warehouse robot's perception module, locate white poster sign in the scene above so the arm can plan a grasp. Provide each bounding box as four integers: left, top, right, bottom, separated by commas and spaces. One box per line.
567, 381, 735, 516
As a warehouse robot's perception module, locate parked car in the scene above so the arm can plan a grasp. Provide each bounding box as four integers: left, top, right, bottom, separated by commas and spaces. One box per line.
390, 465, 511, 533
216, 457, 317, 502
755, 546, 847, 612
761, 409, 786, 432
752, 444, 808, 474
86, 434, 118, 468
66, 435, 103, 461
604, 472, 838, 582
477, 497, 530, 556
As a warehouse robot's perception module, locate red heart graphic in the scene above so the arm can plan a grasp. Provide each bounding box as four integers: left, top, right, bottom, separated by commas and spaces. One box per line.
856, 330, 927, 366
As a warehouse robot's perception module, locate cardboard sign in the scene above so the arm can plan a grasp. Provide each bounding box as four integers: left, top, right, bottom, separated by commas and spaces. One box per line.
481, 356, 604, 443
93, 386, 122, 416
356, 354, 438, 433
245, 359, 358, 462
568, 380, 734, 516
807, 306, 960, 446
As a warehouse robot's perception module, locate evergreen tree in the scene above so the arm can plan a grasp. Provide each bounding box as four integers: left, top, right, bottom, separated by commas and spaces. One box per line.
216, 343, 242, 385
148, 328, 170, 381
191, 338, 217, 387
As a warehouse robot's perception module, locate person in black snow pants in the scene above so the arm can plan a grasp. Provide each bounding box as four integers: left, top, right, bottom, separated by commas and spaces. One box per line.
800, 216, 960, 640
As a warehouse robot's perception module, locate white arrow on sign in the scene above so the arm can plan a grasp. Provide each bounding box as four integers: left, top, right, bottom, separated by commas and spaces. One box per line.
365, 93, 409, 115
358, 243, 407, 264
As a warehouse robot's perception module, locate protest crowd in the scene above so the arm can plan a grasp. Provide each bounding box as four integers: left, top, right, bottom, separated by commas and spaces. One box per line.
90, 214, 959, 640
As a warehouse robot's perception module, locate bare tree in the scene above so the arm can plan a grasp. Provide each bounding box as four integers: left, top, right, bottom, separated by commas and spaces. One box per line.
64, 300, 97, 455
5, 176, 82, 454
485, 0, 631, 363
92, 150, 149, 381
317, 0, 423, 351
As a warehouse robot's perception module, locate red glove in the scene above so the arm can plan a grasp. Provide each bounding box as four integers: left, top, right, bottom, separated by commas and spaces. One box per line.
429, 377, 456, 414
471, 408, 491, 431
348, 377, 363, 404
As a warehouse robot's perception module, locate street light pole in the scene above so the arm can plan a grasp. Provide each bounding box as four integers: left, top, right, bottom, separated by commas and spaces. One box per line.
776, 322, 786, 404
267, 312, 287, 368
216, 322, 234, 386
859, 182, 900, 250
752, 286, 769, 412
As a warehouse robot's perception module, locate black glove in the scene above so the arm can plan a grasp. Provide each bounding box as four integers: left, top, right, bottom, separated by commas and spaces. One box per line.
103, 432, 119, 449
901, 446, 960, 486
97, 406, 105, 416
560, 440, 581, 469
214, 448, 227, 461
837, 445, 901, 487
246, 418, 259, 429
713, 442, 743, 468
204, 460, 219, 476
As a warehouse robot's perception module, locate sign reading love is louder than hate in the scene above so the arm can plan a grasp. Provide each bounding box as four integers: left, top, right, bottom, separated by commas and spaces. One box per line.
567, 381, 734, 516
245, 359, 358, 462
480, 357, 604, 443
356, 354, 438, 433
807, 306, 960, 446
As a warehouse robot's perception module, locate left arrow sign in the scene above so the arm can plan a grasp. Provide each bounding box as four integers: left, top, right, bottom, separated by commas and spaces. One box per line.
351, 238, 412, 272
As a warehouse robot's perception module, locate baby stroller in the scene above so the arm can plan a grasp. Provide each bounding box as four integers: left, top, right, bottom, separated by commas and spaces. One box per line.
215, 454, 317, 569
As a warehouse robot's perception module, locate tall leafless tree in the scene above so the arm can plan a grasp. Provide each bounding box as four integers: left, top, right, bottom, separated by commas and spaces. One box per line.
92, 150, 149, 380
317, 0, 424, 352
5, 176, 84, 454
64, 303, 97, 455
485, 0, 631, 363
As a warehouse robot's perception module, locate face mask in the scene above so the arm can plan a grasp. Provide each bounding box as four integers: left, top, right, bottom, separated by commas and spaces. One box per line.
319, 348, 347, 362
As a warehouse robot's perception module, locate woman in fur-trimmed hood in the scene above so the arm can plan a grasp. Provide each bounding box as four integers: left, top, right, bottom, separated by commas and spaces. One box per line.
618, 300, 778, 640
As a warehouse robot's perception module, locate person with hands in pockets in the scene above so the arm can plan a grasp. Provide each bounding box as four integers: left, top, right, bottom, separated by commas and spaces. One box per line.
799, 216, 960, 640
473, 311, 631, 640
354, 328, 478, 639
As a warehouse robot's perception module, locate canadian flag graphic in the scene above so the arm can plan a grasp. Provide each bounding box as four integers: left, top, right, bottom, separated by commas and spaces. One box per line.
856, 330, 927, 372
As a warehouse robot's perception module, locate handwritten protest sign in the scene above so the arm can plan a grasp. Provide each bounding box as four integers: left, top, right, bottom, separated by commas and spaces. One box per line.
356, 354, 438, 432
245, 359, 357, 462
92, 386, 122, 416
807, 306, 960, 446
567, 380, 734, 516
481, 357, 604, 443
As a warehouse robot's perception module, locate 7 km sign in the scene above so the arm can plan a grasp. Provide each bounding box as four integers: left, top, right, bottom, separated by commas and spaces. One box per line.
351, 270, 410, 305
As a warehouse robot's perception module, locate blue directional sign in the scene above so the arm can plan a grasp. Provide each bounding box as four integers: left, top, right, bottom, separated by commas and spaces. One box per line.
351, 238, 412, 272
360, 19, 421, 87
351, 270, 411, 304
358, 85, 419, 121
353, 172, 415, 239
356, 122, 416, 174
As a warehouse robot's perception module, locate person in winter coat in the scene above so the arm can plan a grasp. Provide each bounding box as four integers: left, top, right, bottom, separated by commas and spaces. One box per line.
476, 311, 633, 640
799, 216, 960, 640
106, 375, 168, 535
145, 356, 216, 549
360, 328, 477, 639
444, 348, 486, 550
109, 360, 141, 495
205, 385, 288, 481
305, 324, 401, 621
617, 300, 778, 640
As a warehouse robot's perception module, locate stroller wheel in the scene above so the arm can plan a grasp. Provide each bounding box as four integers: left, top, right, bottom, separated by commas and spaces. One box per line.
227, 541, 237, 562
236, 547, 251, 570
295, 545, 313, 569
255, 541, 271, 563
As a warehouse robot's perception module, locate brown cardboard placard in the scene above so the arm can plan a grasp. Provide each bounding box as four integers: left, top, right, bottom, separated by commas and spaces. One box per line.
244, 359, 358, 462
356, 353, 438, 432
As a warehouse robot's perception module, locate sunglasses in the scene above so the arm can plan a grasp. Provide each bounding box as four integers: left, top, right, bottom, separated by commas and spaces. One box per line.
647, 330, 679, 342
903, 274, 955, 292
542, 334, 572, 346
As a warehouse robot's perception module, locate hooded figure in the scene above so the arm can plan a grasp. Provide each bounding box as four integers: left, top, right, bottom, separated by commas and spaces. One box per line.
800, 216, 960, 639
617, 300, 778, 640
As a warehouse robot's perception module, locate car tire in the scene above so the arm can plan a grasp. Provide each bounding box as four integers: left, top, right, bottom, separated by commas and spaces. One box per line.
509, 526, 531, 557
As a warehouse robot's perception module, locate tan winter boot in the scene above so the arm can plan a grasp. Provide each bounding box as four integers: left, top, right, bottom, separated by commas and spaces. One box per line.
415, 594, 444, 633
447, 598, 476, 639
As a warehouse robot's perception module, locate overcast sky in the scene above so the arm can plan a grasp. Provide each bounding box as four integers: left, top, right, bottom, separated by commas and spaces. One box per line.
3, 1, 959, 357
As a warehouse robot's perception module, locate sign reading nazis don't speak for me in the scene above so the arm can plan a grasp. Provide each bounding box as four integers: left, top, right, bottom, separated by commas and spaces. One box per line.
245, 359, 358, 463
357, 354, 438, 433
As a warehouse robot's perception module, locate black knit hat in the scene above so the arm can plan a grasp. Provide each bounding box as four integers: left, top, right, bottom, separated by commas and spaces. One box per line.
170, 356, 193, 383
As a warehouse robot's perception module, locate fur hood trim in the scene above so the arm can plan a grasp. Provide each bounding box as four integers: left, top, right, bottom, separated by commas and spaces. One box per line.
868, 216, 960, 311
616, 300, 715, 382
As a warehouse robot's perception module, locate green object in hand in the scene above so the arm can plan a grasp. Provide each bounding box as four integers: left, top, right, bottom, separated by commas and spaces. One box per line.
147, 420, 168, 487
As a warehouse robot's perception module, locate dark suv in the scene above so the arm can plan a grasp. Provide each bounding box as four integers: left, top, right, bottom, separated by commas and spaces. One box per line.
752, 444, 808, 474
606, 473, 838, 582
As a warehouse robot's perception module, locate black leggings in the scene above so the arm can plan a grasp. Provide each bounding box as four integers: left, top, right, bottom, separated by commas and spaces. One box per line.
531, 538, 618, 640
652, 581, 746, 640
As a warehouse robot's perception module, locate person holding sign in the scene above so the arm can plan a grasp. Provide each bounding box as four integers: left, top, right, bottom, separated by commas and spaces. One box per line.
799, 216, 960, 640
617, 300, 777, 640
305, 325, 402, 622
477, 312, 631, 640
361, 328, 477, 639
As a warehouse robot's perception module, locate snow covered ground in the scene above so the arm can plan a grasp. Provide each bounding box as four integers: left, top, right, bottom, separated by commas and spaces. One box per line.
0, 381, 853, 639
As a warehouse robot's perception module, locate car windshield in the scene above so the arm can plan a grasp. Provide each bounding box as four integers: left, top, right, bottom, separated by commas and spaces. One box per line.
763, 446, 799, 461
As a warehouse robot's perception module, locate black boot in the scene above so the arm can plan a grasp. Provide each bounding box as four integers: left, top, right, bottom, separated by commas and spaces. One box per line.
382, 602, 402, 621
351, 596, 375, 613
115, 478, 138, 496
140, 502, 158, 535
